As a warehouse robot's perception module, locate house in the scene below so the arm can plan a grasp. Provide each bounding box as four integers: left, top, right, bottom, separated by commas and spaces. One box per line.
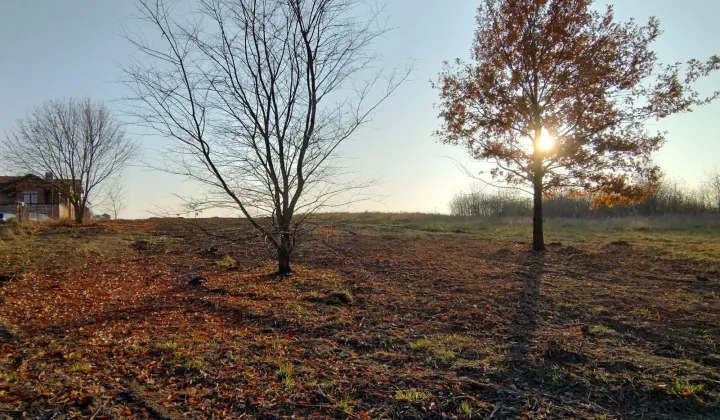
0, 173, 89, 221
93, 213, 112, 221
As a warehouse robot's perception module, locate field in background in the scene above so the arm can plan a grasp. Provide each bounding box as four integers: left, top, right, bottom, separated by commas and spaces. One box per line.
318, 212, 720, 270
0, 215, 718, 419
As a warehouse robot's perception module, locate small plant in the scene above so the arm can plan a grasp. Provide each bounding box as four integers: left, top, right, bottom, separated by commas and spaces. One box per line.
673, 378, 703, 396
7, 372, 17, 382
129, 344, 146, 354
156, 340, 179, 352
337, 394, 354, 413
217, 254, 238, 270
412, 335, 474, 366
70, 362, 91, 373
589, 325, 615, 335
281, 376, 296, 390
411, 338, 431, 352
459, 400, 472, 416
590, 306, 606, 314
276, 361, 294, 379
307, 291, 324, 300
435, 349, 456, 364
182, 359, 204, 372
395, 389, 432, 403
638, 308, 652, 318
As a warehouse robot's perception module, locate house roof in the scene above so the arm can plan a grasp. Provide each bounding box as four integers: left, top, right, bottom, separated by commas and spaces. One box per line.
0, 174, 84, 197
0, 174, 77, 185
0, 176, 22, 185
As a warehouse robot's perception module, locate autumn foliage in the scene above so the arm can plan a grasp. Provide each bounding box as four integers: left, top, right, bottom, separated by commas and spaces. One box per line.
435, 0, 720, 250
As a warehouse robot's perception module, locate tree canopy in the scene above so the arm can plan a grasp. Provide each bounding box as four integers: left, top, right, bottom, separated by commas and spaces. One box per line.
436, 0, 719, 250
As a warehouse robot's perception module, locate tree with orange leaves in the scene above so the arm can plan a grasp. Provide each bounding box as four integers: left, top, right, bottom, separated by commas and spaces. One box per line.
435, 0, 719, 251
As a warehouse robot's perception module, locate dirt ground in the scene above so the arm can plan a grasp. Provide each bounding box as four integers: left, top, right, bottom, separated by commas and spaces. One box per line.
0, 218, 718, 419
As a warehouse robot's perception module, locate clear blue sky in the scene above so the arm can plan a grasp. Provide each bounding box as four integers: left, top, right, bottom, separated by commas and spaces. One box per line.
1, 0, 718, 218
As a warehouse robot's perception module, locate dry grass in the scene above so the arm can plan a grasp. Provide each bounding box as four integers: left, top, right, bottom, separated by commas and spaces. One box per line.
0, 217, 718, 419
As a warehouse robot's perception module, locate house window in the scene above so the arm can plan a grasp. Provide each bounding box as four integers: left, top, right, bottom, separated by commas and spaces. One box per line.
23, 190, 38, 204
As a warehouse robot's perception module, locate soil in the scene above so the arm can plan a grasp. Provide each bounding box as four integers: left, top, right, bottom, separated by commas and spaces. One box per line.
0, 218, 718, 419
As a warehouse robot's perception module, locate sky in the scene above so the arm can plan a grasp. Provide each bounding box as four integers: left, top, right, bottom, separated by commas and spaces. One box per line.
0, 0, 718, 218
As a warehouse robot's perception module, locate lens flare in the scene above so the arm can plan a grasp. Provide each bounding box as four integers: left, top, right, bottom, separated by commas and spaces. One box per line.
538, 127, 554, 152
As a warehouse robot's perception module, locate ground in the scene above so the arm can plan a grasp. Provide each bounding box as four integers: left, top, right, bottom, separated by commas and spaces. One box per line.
0, 215, 718, 419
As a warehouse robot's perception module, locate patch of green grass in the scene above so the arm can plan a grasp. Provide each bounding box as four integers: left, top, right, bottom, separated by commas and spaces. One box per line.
276, 361, 294, 379
590, 306, 606, 314
589, 325, 615, 335
411, 335, 473, 366
394, 389, 432, 403
181, 359, 204, 372
336, 394, 355, 413
281, 376, 296, 390
672, 378, 704, 396
306, 291, 325, 302
411, 338, 431, 352
312, 213, 720, 269
434, 349, 457, 363
459, 400, 472, 416
156, 340, 179, 352
217, 254, 238, 269
70, 362, 91, 373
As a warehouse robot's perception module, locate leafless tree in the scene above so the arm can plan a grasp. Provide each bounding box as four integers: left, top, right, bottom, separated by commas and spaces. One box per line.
704, 171, 720, 212
104, 180, 127, 219
121, 0, 410, 274
2, 98, 137, 224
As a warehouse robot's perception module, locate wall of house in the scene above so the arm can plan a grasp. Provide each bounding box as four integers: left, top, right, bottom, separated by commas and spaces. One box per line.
15, 180, 50, 204
0, 196, 15, 206
0, 176, 84, 220
61, 204, 71, 220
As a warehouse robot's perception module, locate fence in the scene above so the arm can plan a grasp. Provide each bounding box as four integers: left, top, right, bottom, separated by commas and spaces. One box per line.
0, 204, 65, 221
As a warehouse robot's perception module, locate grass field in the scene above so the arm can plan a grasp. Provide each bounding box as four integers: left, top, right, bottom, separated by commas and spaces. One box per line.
317, 212, 720, 270
0, 215, 718, 419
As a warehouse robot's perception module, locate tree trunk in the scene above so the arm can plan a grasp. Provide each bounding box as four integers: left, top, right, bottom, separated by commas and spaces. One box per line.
74, 203, 84, 224
277, 233, 293, 275
532, 171, 545, 252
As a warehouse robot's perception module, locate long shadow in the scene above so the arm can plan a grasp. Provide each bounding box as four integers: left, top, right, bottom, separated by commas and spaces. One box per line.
502, 251, 720, 419
507, 252, 544, 365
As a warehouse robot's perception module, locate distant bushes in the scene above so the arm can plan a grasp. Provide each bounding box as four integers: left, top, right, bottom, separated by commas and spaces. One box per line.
449, 180, 720, 218
448, 190, 531, 217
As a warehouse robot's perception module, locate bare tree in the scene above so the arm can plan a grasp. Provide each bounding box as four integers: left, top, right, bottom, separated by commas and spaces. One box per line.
705, 171, 720, 212
3, 98, 137, 224
104, 180, 128, 219
122, 0, 410, 274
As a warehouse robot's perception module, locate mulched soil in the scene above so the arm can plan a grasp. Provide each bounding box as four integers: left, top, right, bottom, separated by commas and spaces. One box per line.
0, 219, 718, 419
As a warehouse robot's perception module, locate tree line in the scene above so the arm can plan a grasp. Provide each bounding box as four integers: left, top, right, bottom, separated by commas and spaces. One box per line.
449, 175, 720, 218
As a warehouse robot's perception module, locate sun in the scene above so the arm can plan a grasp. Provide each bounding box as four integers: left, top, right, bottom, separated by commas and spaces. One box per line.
538, 127, 554, 152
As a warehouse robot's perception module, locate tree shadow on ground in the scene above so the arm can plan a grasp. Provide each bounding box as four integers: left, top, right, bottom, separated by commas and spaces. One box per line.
502, 250, 720, 419
507, 252, 544, 365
